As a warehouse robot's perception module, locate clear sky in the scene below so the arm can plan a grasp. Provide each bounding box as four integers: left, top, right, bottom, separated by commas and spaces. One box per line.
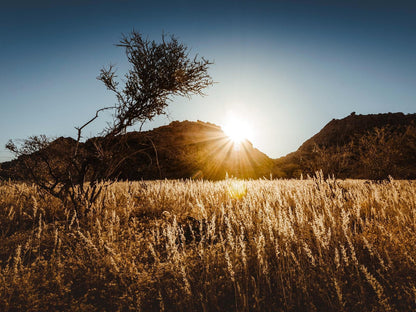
1, 0, 415, 162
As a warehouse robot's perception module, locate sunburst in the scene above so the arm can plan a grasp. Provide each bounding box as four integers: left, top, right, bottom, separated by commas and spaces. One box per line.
223, 114, 253, 145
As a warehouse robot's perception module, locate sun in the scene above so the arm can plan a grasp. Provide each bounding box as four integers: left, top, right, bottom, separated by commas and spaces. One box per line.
223, 114, 253, 145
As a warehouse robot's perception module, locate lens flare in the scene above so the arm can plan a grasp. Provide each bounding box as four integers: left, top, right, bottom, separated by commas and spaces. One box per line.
227, 180, 247, 199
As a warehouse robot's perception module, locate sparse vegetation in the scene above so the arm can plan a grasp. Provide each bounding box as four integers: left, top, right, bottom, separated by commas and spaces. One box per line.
274, 114, 416, 179
1, 176, 416, 311
5, 31, 213, 215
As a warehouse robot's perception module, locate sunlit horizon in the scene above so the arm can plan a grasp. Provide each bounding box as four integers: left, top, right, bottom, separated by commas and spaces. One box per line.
0, 0, 415, 163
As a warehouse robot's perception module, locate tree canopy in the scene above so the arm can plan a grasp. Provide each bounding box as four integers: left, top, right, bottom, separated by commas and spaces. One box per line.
98, 31, 213, 135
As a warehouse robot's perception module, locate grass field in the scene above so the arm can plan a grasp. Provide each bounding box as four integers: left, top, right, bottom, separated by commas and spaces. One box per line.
1, 176, 416, 311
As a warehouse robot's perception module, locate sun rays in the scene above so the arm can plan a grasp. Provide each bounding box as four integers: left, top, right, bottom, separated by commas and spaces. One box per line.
184, 116, 262, 180
156, 119, 261, 180
223, 114, 254, 147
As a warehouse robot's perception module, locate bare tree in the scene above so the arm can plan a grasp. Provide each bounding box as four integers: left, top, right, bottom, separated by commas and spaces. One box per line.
99, 31, 213, 135
6, 31, 213, 215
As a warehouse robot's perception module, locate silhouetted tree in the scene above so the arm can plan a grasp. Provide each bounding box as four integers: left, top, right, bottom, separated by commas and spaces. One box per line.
98, 31, 213, 135
6, 31, 213, 215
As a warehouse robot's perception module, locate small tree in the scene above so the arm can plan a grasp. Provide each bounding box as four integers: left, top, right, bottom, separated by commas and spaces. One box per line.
98, 31, 213, 135
6, 31, 213, 214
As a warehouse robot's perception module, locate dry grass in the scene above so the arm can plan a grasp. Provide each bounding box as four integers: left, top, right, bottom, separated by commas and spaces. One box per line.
1, 176, 416, 311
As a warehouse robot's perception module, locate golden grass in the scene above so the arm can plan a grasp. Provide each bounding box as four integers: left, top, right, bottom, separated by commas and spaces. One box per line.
1, 176, 416, 311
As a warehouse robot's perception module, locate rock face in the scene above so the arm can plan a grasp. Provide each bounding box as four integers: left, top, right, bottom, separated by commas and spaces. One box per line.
1, 113, 416, 180
273, 112, 416, 179
298, 112, 416, 152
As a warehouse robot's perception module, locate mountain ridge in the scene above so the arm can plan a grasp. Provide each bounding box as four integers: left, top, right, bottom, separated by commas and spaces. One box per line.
1, 112, 416, 180
275, 112, 416, 179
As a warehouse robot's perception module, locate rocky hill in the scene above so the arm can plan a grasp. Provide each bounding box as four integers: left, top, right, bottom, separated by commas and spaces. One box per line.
0, 120, 274, 181
95, 120, 274, 180
273, 112, 416, 179
1, 113, 416, 180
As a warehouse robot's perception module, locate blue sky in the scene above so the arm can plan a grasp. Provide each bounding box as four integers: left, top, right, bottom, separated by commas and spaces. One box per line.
1, 0, 415, 162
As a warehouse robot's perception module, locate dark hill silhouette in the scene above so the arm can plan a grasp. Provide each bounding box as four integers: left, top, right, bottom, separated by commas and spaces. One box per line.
0, 120, 273, 181
87, 120, 274, 180
274, 112, 416, 179
1, 113, 416, 180
299, 112, 416, 151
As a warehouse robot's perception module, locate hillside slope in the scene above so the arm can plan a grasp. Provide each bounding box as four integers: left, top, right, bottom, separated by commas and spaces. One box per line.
274, 112, 416, 179
1, 113, 416, 180
91, 120, 274, 180
0, 120, 274, 181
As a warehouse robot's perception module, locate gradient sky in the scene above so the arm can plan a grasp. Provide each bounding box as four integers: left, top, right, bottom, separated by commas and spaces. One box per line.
1, 0, 415, 162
